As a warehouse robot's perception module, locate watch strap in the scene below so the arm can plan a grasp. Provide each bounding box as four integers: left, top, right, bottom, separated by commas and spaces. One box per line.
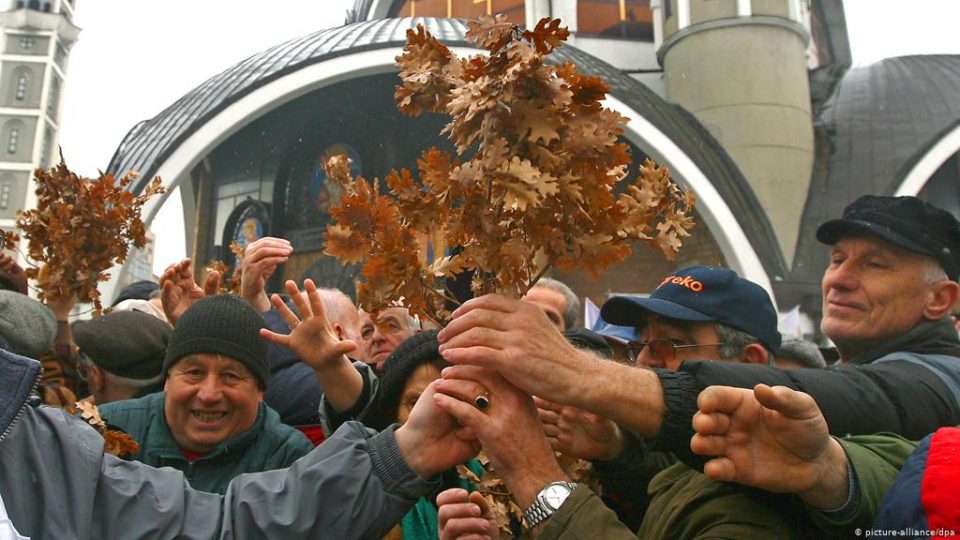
523, 481, 578, 529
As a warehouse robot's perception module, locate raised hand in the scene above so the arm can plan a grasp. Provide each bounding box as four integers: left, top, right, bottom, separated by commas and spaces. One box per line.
240, 237, 292, 312
259, 279, 357, 370
691, 384, 849, 510
259, 279, 363, 412
159, 258, 219, 325
0, 252, 27, 294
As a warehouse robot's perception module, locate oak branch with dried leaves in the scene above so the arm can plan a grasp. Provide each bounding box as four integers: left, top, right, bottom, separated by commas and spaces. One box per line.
323, 15, 695, 326
1, 156, 164, 314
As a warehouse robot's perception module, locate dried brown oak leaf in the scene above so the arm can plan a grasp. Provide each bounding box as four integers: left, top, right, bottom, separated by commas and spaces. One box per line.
74, 401, 140, 458
325, 15, 695, 324
205, 243, 245, 295
457, 450, 599, 537
1, 155, 164, 315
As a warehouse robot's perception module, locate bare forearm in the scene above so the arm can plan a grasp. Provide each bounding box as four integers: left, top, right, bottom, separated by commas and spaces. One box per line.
245, 292, 271, 313
314, 358, 364, 412
573, 358, 664, 439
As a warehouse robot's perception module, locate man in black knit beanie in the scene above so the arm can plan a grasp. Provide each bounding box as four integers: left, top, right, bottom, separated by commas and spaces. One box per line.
98, 295, 313, 494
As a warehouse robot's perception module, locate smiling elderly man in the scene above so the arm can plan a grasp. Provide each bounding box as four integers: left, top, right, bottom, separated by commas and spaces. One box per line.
99, 295, 313, 494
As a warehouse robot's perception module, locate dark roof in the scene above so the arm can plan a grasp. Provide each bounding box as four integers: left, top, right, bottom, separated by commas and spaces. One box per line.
106, 17, 468, 187
793, 54, 960, 283
107, 16, 784, 278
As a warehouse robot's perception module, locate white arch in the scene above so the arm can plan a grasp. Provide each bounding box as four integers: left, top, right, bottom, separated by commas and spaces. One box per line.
896, 123, 960, 196
103, 46, 773, 303
605, 95, 774, 300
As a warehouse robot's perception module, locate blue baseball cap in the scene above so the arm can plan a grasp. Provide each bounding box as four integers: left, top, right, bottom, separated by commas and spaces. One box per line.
600, 265, 781, 354
590, 318, 639, 344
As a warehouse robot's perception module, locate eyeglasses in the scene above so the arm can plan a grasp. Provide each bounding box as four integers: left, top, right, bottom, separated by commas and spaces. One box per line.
625, 339, 727, 364
75, 351, 91, 382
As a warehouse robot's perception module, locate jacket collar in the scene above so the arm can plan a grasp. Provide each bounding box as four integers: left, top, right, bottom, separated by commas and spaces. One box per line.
146, 396, 268, 462
847, 318, 960, 365
0, 349, 41, 441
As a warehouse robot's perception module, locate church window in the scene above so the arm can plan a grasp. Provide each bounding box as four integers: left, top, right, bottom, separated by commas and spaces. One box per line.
18, 37, 34, 50
0, 182, 11, 210
14, 72, 28, 101
578, 0, 654, 40
389, 0, 525, 25
7, 127, 20, 154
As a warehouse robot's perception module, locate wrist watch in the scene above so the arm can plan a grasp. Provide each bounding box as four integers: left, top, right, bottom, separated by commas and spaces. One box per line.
523, 481, 579, 529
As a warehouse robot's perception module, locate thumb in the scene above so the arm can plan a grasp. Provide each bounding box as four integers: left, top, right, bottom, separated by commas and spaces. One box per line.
469, 491, 494, 520
332, 339, 358, 357
753, 384, 819, 420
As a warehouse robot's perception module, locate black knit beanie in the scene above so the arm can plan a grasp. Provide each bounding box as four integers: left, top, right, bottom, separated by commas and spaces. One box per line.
163, 295, 269, 388
365, 330, 448, 431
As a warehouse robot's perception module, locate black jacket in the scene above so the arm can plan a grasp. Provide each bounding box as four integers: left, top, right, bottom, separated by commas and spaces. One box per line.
655, 318, 960, 467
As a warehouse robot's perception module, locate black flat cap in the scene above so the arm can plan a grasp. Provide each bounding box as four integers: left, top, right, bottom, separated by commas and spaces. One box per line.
73, 310, 171, 379
817, 195, 960, 279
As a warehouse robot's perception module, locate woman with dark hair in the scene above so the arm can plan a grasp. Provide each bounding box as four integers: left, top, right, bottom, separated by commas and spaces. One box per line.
365, 330, 484, 540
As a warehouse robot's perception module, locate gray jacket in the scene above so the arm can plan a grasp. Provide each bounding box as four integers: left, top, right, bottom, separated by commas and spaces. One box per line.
0, 349, 436, 539
319, 360, 380, 436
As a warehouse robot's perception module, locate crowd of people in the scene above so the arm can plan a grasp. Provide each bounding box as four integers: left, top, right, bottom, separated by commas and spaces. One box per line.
0, 194, 959, 539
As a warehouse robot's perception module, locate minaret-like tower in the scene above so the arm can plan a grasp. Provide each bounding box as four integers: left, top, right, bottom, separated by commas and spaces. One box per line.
659, 0, 813, 266
0, 0, 79, 232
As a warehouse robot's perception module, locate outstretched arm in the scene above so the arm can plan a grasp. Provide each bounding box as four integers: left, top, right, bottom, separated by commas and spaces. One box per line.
260, 279, 362, 412
437, 294, 667, 439
690, 384, 850, 510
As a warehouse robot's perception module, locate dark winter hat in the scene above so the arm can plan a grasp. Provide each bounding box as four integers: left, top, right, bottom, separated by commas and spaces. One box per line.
0, 290, 56, 359
73, 310, 171, 379
563, 328, 613, 358
366, 330, 446, 431
163, 295, 269, 388
111, 280, 160, 307
601, 265, 781, 355
816, 195, 960, 280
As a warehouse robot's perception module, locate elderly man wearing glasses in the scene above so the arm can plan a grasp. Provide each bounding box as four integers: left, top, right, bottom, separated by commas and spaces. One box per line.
605, 265, 780, 371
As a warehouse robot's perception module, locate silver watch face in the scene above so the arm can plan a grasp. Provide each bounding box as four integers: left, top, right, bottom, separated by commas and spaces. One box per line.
542, 484, 572, 509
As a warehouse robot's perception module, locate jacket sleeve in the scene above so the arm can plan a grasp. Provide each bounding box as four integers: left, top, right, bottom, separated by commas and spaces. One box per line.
537, 485, 639, 540
806, 432, 918, 537
319, 361, 380, 436
91, 422, 435, 540
655, 360, 959, 467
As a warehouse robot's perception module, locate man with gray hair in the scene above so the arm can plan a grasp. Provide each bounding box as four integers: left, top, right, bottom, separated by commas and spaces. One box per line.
775, 338, 827, 369
72, 310, 170, 404
524, 277, 580, 331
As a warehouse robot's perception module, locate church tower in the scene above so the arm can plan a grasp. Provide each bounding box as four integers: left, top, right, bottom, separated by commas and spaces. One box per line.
0, 0, 79, 233
659, 0, 814, 267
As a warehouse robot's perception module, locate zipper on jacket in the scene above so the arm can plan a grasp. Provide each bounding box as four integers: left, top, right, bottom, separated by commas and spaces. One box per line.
0, 365, 41, 444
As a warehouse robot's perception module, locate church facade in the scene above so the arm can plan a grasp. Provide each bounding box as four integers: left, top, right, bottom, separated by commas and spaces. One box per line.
103, 1, 960, 339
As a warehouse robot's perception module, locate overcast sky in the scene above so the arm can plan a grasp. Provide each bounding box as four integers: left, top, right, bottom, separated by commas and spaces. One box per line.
40, 0, 960, 275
